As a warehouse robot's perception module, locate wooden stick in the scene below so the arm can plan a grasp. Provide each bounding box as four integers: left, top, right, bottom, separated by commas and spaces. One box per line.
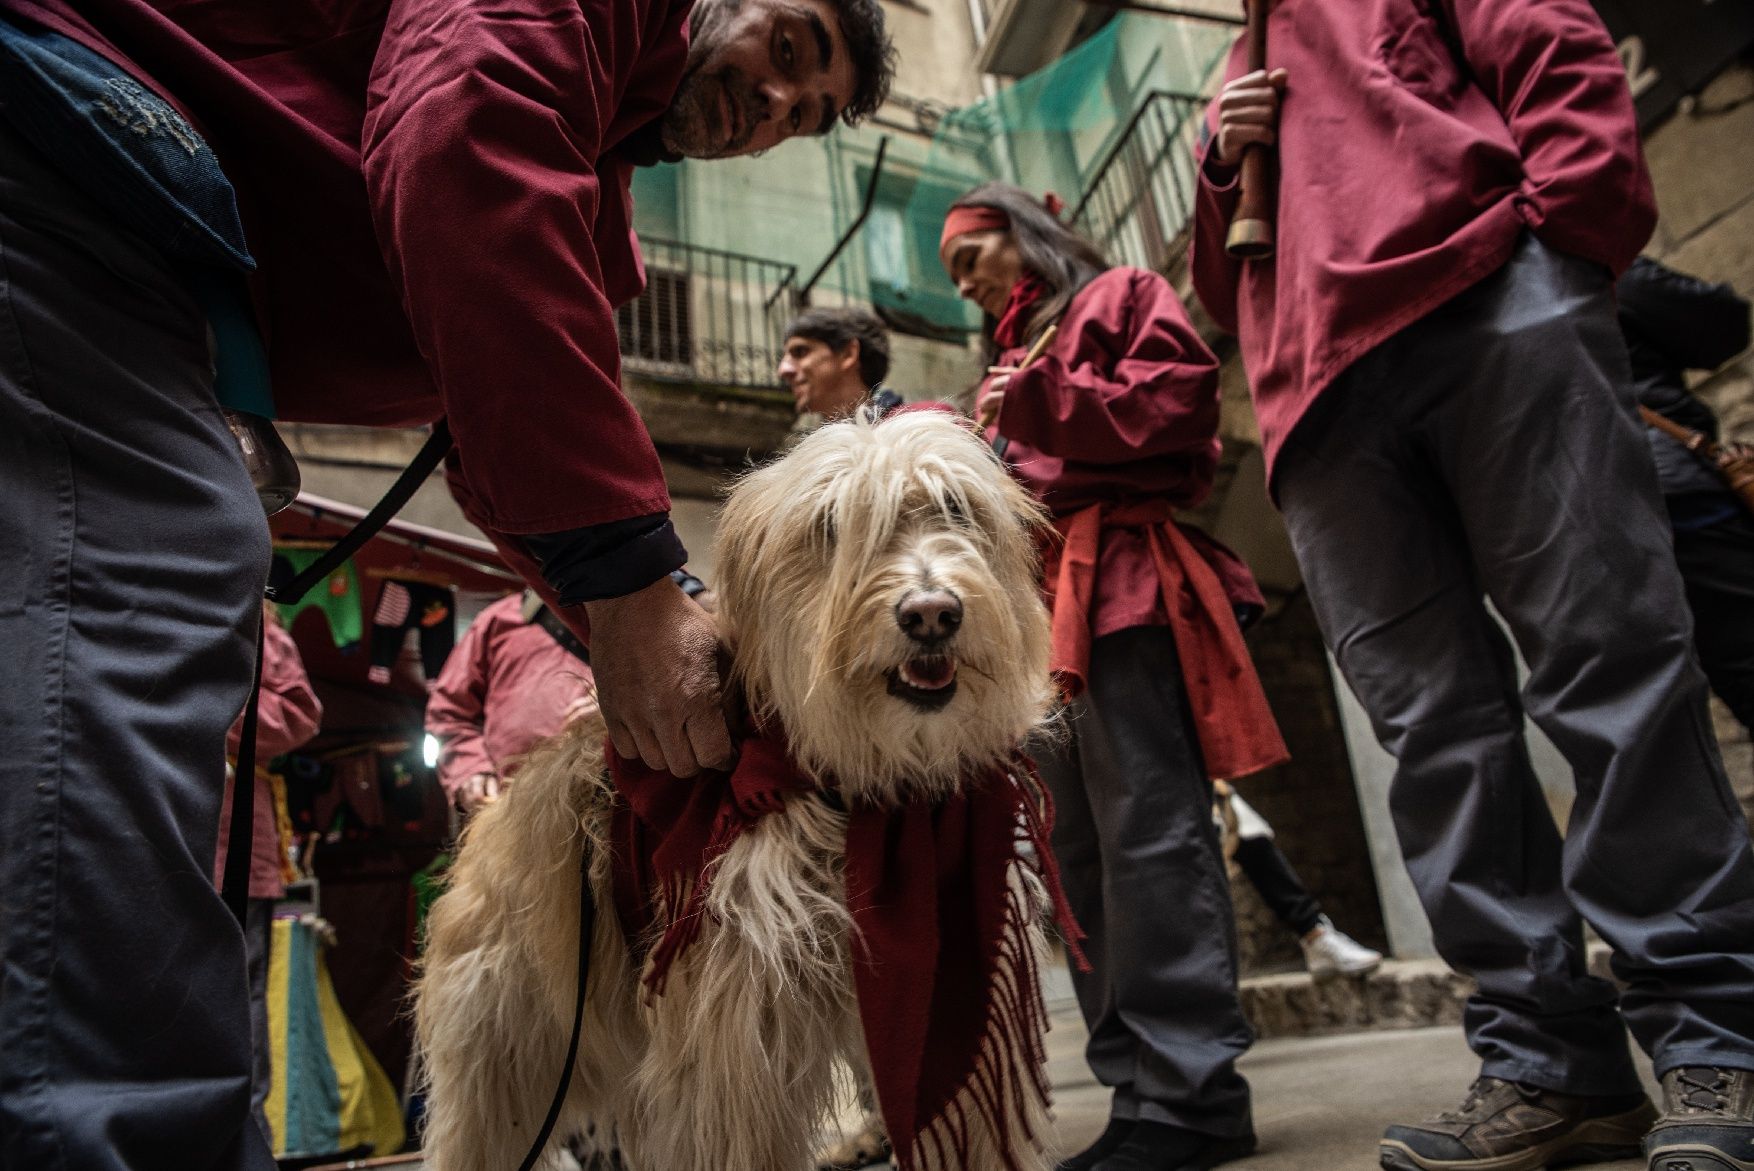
1638, 404, 1754, 514
982, 325, 1059, 440
1226, 0, 1275, 260
1017, 323, 1060, 370
988, 324, 1060, 377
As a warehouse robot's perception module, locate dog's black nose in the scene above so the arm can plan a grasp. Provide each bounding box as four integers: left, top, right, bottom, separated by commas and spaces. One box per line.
896, 589, 962, 642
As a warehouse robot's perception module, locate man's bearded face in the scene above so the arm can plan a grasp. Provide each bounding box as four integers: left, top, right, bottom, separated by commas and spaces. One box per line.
660, 0, 857, 159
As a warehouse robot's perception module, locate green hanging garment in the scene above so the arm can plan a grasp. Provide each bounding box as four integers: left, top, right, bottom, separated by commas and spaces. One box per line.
271, 547, 364, 650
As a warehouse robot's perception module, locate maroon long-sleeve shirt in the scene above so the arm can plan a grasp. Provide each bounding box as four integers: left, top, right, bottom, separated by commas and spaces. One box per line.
8, 0, 690, 598
424, 593, 597, 802
982, 267, 1260, 638
216, 619, 322, 900
1189, 0, 1656, 485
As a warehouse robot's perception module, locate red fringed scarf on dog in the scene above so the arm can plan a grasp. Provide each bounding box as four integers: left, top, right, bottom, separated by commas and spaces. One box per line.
608, 733, 1086, 1171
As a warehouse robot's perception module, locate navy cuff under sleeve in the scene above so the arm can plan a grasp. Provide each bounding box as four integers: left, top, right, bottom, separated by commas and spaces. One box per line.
524, 513, 687, 605
669, 568, 708, 598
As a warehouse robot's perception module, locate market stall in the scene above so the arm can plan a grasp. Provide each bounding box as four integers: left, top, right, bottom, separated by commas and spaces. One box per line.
265, 493, 521, 1161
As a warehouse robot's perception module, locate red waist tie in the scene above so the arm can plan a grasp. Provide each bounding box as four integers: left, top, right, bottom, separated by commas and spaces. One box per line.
1045, 501, 1289, 780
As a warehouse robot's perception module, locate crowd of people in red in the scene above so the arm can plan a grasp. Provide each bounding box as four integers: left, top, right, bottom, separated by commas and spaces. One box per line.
2, 0, 1752, 1170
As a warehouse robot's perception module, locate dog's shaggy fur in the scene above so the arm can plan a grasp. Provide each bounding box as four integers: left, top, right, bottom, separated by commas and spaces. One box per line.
415, 412, 1057, 1171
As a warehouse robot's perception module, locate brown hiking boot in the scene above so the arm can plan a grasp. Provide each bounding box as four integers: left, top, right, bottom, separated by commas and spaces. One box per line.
1644, 1066, 1754, 1171
1380, 1076, 1656, 1170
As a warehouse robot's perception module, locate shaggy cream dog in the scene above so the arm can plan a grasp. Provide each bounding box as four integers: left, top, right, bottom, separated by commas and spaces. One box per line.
416, 411, 1062, 1171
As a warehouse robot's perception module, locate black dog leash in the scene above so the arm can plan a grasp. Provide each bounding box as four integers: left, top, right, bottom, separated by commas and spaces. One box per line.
264, 419, 454, 610
220, 615, 267, 925
517, 851, 596, 1171
222, 421, 453, 924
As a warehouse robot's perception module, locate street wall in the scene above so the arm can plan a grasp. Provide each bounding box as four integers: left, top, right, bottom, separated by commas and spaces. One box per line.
1231, 593, 1388, 974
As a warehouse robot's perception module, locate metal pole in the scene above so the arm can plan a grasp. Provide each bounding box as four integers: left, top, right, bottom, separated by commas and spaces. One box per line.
797, 135, 891, 302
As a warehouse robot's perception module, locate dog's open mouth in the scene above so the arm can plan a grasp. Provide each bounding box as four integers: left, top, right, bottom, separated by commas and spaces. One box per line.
887, 655, 959, 710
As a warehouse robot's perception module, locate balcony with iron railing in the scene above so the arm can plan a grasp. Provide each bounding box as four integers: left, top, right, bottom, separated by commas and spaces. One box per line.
616, 237, 800, 392
1070, 90, 1208, 277
614, 237, 806, 463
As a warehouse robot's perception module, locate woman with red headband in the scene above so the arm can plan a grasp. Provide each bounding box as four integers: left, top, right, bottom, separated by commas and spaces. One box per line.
940, 182, 1287, 1171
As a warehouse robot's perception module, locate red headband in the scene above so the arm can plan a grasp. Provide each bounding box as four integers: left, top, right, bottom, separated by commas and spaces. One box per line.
939, 192, 1068, 253
939, 206, 1010, 253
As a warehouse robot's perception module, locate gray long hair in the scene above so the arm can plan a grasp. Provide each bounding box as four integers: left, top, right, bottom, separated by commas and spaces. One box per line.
949, 182, 1110, 348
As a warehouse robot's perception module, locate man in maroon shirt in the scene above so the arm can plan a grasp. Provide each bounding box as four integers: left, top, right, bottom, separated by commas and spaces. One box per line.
1190, 4, 1754, 1171
426, 591, 600, 815
0, 2, 894, 1168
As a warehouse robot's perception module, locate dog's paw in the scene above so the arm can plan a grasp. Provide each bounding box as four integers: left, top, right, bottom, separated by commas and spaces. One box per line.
815, 1123, 892, 1170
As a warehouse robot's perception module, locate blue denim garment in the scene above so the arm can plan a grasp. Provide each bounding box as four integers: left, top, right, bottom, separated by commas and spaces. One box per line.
0, 13, 275, 414
0, 12, 252, 272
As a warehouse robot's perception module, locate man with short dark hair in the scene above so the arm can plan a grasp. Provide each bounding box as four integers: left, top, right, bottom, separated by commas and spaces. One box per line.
1191, 4, 1754, 1170
0, 0, 894, 1166
779, 307, 898, 419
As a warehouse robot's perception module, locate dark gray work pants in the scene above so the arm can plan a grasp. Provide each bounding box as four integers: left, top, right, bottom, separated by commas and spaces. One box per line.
1277, 234, 1754, 1095
1034, 626, 1254, 1137
0, 123, 275, 1170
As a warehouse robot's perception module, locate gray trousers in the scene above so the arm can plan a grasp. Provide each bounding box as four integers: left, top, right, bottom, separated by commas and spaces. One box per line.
1276, 234, 1754, 1095
1034, 626, 1254, 1137
0, 123, 275, 1170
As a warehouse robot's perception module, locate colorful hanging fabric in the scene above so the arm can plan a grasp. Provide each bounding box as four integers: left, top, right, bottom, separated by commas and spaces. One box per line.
265, 915, 405, 1159
271, 547, 364, 649
366, 579, 456, 685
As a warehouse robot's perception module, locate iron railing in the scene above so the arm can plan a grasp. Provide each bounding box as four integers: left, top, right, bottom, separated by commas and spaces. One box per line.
618, 238, 799, 389
1070, 90, 1208, 274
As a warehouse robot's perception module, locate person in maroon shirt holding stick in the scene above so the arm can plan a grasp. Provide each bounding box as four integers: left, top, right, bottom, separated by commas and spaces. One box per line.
1190, 4, 1754, 1170
0, 2, 894, 1168
942, 183, 1288, 1171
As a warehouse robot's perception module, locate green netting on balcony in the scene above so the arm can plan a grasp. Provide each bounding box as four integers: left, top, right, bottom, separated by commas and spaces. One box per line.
624, 10, 1232, 367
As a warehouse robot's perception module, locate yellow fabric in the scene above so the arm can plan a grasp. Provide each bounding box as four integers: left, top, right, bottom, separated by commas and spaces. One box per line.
265, 916, 406, 1158
268, 769, 297, 887
265, 918, 293, 1148
313, 939, 406, 1156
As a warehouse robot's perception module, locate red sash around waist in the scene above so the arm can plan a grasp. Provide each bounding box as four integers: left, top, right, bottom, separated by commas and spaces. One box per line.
1045, 500, 1289, 780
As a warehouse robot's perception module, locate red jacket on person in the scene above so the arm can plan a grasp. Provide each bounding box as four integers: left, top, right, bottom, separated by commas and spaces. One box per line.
983, 267, 1261, 640
1189, 0, 1656, 487
215, 618, 322, 901
982, 266, 1285, 777
424, 593, 597, 803
6, 0, 689, 560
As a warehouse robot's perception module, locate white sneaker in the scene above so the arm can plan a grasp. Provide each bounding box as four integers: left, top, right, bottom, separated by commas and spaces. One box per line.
1301, 916, 1383, 980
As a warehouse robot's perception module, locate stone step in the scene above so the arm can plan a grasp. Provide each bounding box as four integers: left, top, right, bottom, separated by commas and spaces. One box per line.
1044, 944, 1476, 1041
1234, 941, 1623, 1041
1239, 958, 1471, 1040
1044, 944, 1474, 1041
